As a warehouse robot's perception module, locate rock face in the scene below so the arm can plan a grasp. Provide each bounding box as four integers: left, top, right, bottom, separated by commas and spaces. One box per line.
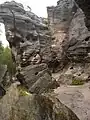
48, 1, 90, 119
64, 8, 90, 62
47, 0, 79, 71
62, 1, 90, 63
59, 0, 90, 84
75, 0, 90, 30
47, 0, 90, 73
0, 1, 51, 64
0, 1, 84, 119
0, 1, 55, 93
0, 83, 79, 120
20, 63, 53, 94
55, 83, 90, 120
47, 0, 77, 32
52, 62, 90, 86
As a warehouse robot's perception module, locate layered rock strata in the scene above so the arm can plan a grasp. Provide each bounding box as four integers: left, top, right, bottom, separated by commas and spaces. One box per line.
0, 1, 55, 93
75, 0, 90, 30
47, 0, 90, 83
0, 1, 80, 120
47, 0, 79, 71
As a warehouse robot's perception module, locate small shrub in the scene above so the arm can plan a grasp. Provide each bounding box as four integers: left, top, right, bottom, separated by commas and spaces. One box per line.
71, 79, 84, 85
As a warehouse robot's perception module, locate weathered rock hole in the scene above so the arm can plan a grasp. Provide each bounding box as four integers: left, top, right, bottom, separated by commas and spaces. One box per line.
85, 36, 90, 41
48, 60, 60, 73
16, 72, 26, 85
32, 36, 38, 41
26, 34, 31, 40
35, 72, 38, 75
78, 74, 81, 76
70, 67, 73, 69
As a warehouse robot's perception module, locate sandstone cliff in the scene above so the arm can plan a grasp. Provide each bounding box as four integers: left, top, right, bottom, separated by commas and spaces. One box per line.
0, 1, 80, 120
0, 0, 90, 119
47, 0, 90, 83
48, 1, 90, 119
0, 1, 54, 93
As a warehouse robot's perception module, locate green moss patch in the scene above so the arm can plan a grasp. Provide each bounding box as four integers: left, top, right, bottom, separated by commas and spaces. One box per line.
17, 86, 30, 96
71, 79, 84, 85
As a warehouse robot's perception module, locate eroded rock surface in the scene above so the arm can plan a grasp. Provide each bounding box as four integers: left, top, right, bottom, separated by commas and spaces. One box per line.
75, 0, 90, 30
0, 83, 79, 120
0, 0, 88, 119
56, 0, 90, 85
47, 0, 90, 69
53, 63, 90, 85
49, 0, 90, 119
47, 0, 77, 32
0, 1, 56, 93
48, 0, 90, 79
47, 0, 79, 71
64, 9, 90, 62
55, 83, 90, 120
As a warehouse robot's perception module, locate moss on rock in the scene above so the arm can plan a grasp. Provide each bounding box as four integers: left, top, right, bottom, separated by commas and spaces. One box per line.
71, 79, 84, 85
17, 86, 30, 96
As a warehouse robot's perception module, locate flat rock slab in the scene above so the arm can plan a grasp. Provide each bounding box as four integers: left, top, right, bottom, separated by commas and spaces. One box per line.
55, 83, 90, 120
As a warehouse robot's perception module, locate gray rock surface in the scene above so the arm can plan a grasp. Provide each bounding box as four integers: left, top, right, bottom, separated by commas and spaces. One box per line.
47, 0, 77, 32
47, 0, 79, 71
0, 83, 79, 120
52, 62, 90, 85
55, 83, 90, 120
47, 0, 90, 73
65, 8, 90, 62
47, 0, 90, 68
0, 1, 89, 119
0, 1, 54, 93
48, 1, 90, 119
20, 63, 53, 94
75, 0, 90, 30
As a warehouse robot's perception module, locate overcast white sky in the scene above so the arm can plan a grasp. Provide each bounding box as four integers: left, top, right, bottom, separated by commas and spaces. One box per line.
0, 0, 57, 46
0, 0, 57, 17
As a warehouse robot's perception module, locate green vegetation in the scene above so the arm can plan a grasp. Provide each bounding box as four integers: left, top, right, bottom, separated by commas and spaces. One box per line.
0, 42, 4, 65
18, 86, 30, 96
0, 42, 16, 78
71, 79, 84, 85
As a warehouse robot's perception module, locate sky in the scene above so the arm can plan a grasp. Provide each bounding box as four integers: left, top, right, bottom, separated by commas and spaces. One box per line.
0, 0, 57, 17
0, 23, 9, 47
0, 0, 57, 47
